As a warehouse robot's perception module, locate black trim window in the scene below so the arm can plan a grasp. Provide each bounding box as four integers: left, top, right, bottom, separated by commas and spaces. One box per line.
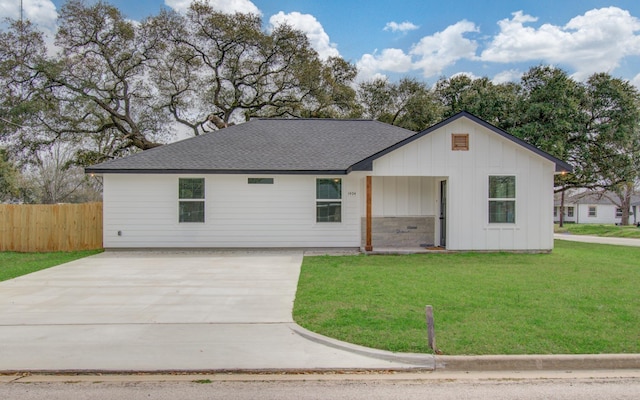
488, 176, 515, 223
179, 178, 205, 223
316, 178, 342, 222
248, 178, 274, 184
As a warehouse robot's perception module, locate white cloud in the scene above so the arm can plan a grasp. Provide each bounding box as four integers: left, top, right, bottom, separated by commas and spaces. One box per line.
384, 21, 419, 33
0, 0, 58, 28
410, 20, 479, 78
481, 7, 640, 81
492, 69, 522, 84
357, 20, 478, 80
631, 73, 640, 89
357, 48, 413, 81
269, 11, 340, 60
0, 0, 58, 53
165, 0, 261, 15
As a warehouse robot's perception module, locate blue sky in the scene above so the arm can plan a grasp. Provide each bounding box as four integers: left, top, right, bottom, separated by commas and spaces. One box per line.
6, 0, 640, 86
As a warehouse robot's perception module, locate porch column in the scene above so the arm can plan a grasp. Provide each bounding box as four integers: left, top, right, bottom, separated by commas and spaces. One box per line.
365, 176, 373, 251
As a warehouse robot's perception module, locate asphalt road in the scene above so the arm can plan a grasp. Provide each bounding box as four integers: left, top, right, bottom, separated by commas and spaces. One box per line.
2, 372, 640, 400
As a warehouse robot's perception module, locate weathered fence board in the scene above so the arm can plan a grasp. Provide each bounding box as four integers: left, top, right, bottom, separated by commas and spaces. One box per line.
0, 203, 103, 252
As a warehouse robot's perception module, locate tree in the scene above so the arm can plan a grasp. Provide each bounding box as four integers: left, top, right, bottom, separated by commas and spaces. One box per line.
47, 0, 168, 154
297, 56, 359, 118
1, 1, 170, 169
513, 66, 586, 158
434, 75, 521, 130
0, 148, 20, 202
581, 73, 640, 225
0, 20, 49, 149
509, 66, 587, 227
358, 77, 441, 131
21, 144, 102, 204
148, 2, 357, 135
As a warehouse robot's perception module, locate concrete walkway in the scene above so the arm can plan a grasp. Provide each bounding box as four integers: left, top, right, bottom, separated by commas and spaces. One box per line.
554, 233, 640, 247
0, 251, 426, 372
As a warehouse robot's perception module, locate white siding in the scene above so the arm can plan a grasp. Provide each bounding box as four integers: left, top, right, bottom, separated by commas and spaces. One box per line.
574, 204, 620, 224
103, 174, 361, 248
367, 176, 436, 217
102, 116, 558, 251
372, 117, 555, 251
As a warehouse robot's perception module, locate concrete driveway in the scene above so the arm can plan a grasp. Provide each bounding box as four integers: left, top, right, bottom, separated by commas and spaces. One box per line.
0, 251, 426, 372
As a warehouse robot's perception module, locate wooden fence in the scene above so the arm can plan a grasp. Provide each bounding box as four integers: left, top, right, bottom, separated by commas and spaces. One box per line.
0, 202, 103, 252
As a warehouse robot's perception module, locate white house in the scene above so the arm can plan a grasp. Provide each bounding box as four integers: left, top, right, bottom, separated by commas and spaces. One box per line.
86, 112, 571, 252
554, 191, 640, 225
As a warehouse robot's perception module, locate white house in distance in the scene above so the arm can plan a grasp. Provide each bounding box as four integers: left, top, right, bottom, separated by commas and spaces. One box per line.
86, 112, 572, 252
554, 191, 640, 225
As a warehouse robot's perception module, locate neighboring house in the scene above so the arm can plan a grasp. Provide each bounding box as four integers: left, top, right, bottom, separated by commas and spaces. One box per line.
554, 191, 640, 225
86, 112, 571, 252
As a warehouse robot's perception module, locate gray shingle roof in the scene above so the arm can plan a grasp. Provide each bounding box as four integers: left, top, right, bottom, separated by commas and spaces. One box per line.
85, 112, 573, 174
565, 191, 640, 205
85, 119, 417, 174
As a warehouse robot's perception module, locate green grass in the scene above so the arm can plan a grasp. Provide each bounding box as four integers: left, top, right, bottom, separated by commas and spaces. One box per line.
555, 223, 640, 238
293, 241, 640, 355
0, 250, 102, 282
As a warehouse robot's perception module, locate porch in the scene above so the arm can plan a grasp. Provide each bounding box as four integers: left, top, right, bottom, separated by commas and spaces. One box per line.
358, 175, 448, 252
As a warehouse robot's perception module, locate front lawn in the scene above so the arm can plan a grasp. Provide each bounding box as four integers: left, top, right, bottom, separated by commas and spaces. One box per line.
294, 241, 640, 355
0, 250, 102, 282
555, 223, 640, 238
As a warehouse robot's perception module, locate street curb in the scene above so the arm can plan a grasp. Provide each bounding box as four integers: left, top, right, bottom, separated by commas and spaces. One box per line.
289, 324, 435, 369
291, 324, 640, 371
436, 354, 640, 371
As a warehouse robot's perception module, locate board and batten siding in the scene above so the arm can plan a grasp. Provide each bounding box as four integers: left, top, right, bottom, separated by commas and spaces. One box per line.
361, 176, 436, 217
103, 174, 361, 248
371, 117, 555, 251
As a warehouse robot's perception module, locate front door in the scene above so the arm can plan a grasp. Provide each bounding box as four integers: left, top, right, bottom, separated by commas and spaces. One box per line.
439, 180, 447, 247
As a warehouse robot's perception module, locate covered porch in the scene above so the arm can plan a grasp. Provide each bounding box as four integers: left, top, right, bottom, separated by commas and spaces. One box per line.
359, 175, 448, 252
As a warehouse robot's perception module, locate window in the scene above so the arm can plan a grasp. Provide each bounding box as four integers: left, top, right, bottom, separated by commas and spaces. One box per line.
248, 177, 274, 184
554, 207, 558, 217
567, 207, 574, 217
588, 206, 597, 217
616, 208, 623, 217
488, 175, 515, 223
179, 178, 205, 223
316, 178, 342, 222
451, 134, 469, 151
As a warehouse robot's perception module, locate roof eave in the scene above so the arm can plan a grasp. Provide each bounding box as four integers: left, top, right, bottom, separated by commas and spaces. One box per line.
84, 167, 350, 175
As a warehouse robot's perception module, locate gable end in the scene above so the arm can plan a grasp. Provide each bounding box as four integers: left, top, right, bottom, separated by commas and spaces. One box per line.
349, 111, 573, 173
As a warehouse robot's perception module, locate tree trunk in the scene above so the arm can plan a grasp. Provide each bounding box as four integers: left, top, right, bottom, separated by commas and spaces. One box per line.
620, 187, 632, 226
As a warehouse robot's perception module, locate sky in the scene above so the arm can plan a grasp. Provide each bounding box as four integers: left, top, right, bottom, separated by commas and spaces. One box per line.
4, 0, 640, 87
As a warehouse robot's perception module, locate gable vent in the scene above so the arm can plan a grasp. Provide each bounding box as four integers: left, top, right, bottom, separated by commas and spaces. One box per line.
451, 133, 469, 151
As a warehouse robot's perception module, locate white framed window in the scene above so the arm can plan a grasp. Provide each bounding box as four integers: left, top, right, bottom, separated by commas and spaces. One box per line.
179, 178, 205, 223
488, 175, 515, 223
554, 207, 558, 217
616, 208, 623, 217
567, 207, 574, 217
316, 178, 342, 222
588, 206, 597, 217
